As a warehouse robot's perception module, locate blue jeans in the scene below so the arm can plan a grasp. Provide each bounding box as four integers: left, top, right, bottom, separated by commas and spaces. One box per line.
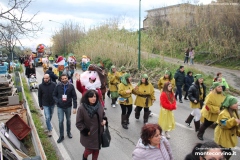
175, 85, 183, 100
57, 107, 72, 137
190, 58, 194, 64
43, 105, 55, 131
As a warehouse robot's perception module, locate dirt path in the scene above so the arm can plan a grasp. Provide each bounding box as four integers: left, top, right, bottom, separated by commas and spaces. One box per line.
149, 54, 240, 92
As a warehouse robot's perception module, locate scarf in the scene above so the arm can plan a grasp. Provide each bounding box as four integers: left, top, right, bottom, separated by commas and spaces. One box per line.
83, 101, 100, 118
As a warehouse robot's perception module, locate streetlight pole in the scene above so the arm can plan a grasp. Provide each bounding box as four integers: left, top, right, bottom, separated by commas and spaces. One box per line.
49, 20, 66, 57
138, 0, 141, 70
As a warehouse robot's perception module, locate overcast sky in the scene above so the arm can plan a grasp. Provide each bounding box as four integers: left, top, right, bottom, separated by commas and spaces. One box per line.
1, 0, 213, 50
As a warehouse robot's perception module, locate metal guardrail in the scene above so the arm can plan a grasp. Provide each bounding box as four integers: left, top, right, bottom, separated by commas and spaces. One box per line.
18, 72, 46, 160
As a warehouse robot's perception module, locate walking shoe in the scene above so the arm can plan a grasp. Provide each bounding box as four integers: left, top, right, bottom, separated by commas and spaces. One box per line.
67, 132, 73, 138
186, 123, 192, 128
184, 97, 188, 100
112, 104, 116, 108
165, 131, 170, 139
48, 131, 52, 137
57, 136, 64, 143
179, 100, 183, 103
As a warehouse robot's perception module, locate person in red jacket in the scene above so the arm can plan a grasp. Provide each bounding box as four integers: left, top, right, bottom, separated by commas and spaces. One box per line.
158, 82, 176, 139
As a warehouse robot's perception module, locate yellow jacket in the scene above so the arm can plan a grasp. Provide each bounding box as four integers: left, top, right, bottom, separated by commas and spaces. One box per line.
214, 109, 240, 148
201, 92, 225, 122
157, 77, 175, 91
118, 83, 134, 105
108, 72, 120, 92
133, 83, 155, 108
119, 71, 126, 78
42, 63, 49, 73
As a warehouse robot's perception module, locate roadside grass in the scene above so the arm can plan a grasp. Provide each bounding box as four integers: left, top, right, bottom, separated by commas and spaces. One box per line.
21, 76, 59, 160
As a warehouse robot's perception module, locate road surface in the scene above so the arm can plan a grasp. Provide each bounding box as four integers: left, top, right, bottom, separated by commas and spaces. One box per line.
28, 66, 240, 160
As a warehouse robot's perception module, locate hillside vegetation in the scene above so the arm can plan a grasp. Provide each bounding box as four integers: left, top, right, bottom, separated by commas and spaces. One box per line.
50, 3, 240, 93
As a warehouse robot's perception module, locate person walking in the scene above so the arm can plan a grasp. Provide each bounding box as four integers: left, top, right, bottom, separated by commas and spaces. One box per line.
99, 65, 108, 109
174, 66, 185, 103
213, 72, 229, 91
133, 74, 155, 123
76, 90, 107, 160
108, 65, 120, 108
45, 67, 58, 83
214, 95, 240, 160
53, 74, 77, 143
197, 82, 226, 141
132, 123, 173, 160
158, 82, 176, 139
184, 48, 190, 64
157, 70, 175, 92
189, 48, 195, 65
183, 71, 194, 100
38, 74, 56, 137
118, 73, 134, 129
185, 74, 206, 131
119, 66, 127, 78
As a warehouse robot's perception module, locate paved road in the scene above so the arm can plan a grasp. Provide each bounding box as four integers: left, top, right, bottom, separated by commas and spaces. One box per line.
149, 54, 240, 91
30, 66, 240, 160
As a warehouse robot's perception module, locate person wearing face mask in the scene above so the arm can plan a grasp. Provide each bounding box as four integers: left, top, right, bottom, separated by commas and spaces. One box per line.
197, 82, 226, 141
132, 123, 173, 160
38, 74, 56, 137
53, 74, 77, 143
185, 74, 206, 131
76, 90, 107, 160
214, 95, 240, 160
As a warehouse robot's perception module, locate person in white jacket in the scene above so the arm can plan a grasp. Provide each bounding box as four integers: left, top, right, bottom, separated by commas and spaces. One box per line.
132, 123, 173, 160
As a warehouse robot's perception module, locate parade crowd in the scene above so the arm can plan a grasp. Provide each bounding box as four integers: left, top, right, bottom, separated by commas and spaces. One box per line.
22, 54, 240, 160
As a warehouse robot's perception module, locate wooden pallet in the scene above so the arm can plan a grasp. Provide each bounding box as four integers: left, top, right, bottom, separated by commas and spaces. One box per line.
0, 104, 27, 124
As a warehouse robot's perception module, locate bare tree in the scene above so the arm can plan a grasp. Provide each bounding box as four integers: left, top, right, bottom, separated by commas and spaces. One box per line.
0, 0, 42, 54
51, 21, 85, 55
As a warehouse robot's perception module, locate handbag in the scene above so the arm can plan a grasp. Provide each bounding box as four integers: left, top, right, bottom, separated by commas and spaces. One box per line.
102, 123, 111, 148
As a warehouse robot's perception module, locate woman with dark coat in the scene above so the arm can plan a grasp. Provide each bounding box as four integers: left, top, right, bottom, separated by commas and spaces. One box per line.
184, 71, 194, 100
76, 90, 107, 160
185, 74, 206, 132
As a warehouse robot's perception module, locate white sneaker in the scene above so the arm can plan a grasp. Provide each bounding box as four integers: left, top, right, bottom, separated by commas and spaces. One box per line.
149, 113, 153, 117
116, 101, 119, 105
165, 131, 170, 139
112, 104, 116, 108
48, 131, 52, 137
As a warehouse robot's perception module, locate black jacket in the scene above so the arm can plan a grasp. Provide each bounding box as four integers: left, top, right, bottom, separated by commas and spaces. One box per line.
53, 82, 77, 109
174, 69, 185, 86
38, 80, 56, 107
188, 83, 206, 103
184, 75, 194, 91
46, 69, 58, 83
26, 67, 36, 78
